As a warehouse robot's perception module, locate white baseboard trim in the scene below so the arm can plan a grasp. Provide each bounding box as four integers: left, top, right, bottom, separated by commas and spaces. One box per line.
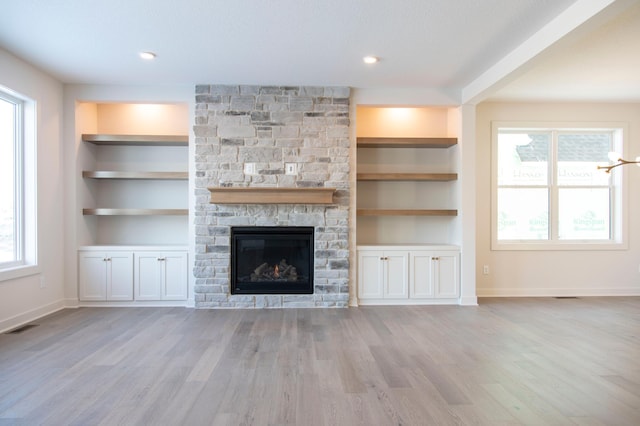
0, 299, 66, 334
477, 288, 640, 298
459, 296, 479, 306
77, 301, 189, 308
64, 298, 80, 308
357, 298, 461, 306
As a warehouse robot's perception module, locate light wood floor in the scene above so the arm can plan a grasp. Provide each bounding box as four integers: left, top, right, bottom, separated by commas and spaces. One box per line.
1, 298, 639, 425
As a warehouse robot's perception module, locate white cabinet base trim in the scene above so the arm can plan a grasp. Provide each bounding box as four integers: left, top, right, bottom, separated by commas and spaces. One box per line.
357, 244, 461, 306
77, 301, 189, 307
357, 298, 461, 306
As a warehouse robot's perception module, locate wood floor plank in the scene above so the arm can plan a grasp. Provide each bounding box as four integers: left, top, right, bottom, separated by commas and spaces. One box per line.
481, 382, 551, 425
411, 355, 471, 405
1, 297, 639, 425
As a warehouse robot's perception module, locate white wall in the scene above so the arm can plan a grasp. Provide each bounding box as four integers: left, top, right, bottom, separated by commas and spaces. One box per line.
0, 48, 65, 332
476, 101, 640, 296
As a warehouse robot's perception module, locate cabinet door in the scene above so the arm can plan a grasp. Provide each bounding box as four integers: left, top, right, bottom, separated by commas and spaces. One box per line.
79, 252, 107, 301
162, 251, 188, 300
135, 252, 163, 300
106, 251, 133, 301
410, 252, 435, 299
358, 250, 385, 299
385, 252, 408, 298
435, 253, 460, 298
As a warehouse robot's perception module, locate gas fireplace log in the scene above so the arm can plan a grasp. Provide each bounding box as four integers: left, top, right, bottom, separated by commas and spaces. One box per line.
288, 267, 298, 281
254, 263, 269, 276
248, 260, 300, 282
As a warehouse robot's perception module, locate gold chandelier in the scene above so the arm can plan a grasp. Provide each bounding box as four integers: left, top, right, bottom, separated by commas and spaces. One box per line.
597, 152, 640, 173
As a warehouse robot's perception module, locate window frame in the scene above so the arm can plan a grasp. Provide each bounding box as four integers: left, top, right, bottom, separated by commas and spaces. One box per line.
0, 85, 38, 281
491, 121, 627, 251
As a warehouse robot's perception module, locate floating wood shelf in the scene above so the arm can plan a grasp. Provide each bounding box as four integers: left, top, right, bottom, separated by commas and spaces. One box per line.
356, 137, 457, 148
82, 134, 188, 146
357, 173, 457, 181
83, 208, 188, 216
82, 171, 188, 180
208, 187, 336, 204
357, 209, 458, 217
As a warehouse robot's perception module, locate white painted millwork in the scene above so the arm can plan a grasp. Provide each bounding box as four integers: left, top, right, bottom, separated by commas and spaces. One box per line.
358, 245, 460, 305
78, 246, 188, 303
410, 252, 435, 299
78, 251, 133, 301
72, 101, 191, 307
357, 250, 409, 300
134, 251, 188, 301
411, 251, 460, 299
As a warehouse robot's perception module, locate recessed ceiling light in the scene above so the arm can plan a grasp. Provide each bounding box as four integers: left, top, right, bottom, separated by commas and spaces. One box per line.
139, 51, 156, 60
363, 56, 379, 64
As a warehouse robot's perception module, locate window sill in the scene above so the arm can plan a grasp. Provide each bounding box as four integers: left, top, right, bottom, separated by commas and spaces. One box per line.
491, 241, 628, 251
0, 264, 40, 283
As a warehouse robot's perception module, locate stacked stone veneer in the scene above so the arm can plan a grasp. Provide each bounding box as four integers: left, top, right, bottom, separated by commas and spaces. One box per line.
193, 85, 351, 308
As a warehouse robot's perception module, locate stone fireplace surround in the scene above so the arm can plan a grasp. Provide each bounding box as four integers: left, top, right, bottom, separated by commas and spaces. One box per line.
193, 85, 351, 308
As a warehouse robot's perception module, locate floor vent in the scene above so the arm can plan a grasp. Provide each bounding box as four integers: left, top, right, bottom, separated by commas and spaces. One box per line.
5, 324, 39, 334
555, 296, 578, 299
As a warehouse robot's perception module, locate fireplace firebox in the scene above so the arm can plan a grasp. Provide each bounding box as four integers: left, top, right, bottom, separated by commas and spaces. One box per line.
230, 227, 314, 294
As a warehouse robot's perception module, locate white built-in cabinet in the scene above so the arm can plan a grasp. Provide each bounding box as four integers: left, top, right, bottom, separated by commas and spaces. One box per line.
409, 250, 460, 299
134, 251, 188, 301
75, 103, 190, 305
78, 247, 188, 302
355, 106, 461, 305
78, 250, 134, 301
357, 250, 409, 299
357, 245, 460, 305
77, 134, 189, 304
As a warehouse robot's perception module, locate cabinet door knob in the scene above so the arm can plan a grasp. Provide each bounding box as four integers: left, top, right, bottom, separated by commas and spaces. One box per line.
433, 257, 439, 261
104, 257, 111, 261
157, 257, 166, 261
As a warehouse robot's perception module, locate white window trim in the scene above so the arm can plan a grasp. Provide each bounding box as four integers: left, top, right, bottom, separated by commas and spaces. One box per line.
491, 121, 628, 251
0, 86, 38, 282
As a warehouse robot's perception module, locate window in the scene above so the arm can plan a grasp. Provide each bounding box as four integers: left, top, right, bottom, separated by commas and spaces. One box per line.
492, 122, 626, 250
0, 86, 37, 280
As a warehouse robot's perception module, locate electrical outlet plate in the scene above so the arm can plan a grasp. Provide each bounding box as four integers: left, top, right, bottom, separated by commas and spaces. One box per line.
285, 163, 297, 175
244, 163, 256, 175
483, 265, 490, 275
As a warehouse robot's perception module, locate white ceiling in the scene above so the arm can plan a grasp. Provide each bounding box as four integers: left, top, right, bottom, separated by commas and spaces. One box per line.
0, 0, 638, 102
490, 0, 640, 102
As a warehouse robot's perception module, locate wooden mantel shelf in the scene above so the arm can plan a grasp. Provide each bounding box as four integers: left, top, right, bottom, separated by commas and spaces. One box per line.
208, 187, 336, 204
